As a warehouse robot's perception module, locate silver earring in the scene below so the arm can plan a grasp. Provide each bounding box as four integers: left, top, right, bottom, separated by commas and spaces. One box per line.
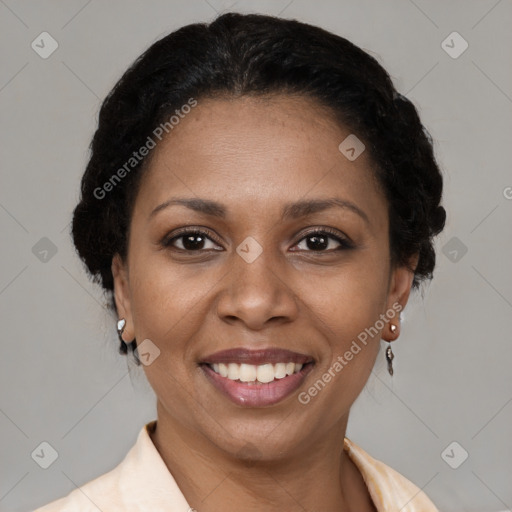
117, 318, 126, 344
385, 344, 394, 376
116, 319, 139, 365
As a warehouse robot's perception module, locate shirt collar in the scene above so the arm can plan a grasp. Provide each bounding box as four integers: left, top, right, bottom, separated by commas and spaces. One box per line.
114, 420, 192, 509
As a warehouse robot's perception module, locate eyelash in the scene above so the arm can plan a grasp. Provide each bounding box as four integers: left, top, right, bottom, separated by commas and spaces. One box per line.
161, 227, 354, 253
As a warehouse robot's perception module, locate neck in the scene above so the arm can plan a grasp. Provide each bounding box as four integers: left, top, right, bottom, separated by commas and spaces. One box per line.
150, 400, 376, 512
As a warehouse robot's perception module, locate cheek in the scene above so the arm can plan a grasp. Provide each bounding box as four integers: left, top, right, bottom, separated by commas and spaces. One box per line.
307, 255, 388, 333
299, 252, 389, 389
127, 255, 199, 342
127, 250, 227, 366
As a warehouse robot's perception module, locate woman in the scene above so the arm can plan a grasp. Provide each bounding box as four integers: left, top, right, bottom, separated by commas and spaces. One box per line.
34, 12, 446, 511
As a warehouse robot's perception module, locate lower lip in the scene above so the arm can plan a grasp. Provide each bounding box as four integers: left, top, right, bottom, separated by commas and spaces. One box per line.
201, 363, 314, 407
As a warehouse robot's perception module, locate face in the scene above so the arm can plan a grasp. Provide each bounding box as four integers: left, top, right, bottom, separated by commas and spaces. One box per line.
112, 94, 416, 460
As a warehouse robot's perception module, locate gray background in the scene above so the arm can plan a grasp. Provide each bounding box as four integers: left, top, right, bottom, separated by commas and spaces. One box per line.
1, 1, 511, 511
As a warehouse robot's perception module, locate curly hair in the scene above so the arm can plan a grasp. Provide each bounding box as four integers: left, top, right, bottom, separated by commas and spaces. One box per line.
71, 12, 446, 363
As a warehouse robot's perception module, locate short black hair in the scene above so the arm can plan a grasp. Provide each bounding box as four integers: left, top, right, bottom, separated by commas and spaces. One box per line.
71, 12, 446, 362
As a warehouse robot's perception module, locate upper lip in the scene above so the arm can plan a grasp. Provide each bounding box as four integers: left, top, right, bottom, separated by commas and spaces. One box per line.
201, 348, 314, 365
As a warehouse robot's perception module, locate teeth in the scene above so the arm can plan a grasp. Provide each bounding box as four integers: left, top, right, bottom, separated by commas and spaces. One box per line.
256, 364, 274, 383
274, 363, 287, 379
209, 362, 305, 383
227, 363, 240, 380
218, 363, 229, 377
239, 363, 257, 382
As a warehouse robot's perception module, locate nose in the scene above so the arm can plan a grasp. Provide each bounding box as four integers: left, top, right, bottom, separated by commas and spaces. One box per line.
215, 245, 299, 331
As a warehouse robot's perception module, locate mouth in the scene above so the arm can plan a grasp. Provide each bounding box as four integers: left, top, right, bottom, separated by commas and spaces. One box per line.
199, 348, 315, 407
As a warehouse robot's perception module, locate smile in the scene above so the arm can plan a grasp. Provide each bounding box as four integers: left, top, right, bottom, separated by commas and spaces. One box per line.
209, 361, 304, 383
200, 348, 315, 407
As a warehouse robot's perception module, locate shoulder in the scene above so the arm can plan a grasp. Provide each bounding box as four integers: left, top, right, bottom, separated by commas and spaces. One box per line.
33, 420, 191, 511
32, 457, 128, 512
33, 422, 153, 512
344, 437, 440, 512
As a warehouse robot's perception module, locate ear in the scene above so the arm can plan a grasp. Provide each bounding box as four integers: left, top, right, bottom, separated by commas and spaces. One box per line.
385, 252, 419, 320
111, 253, 134, 342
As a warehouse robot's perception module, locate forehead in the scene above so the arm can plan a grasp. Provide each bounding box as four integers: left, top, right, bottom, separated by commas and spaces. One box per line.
133, 95, 387, 232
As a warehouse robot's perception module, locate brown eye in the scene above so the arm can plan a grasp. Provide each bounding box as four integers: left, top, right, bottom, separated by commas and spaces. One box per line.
292, 228, 353, 252
162, 229, 222, 251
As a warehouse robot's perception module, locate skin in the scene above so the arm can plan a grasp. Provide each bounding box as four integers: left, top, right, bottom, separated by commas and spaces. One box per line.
112, 94, 418, 512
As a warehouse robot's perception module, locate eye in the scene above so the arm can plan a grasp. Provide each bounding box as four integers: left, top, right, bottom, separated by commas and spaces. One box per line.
161, 227, 353, 253
292, 228, 353, 252
161, 229, 223, 252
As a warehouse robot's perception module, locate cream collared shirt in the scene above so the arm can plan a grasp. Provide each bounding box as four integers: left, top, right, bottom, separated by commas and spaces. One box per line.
33, 420, 439, 511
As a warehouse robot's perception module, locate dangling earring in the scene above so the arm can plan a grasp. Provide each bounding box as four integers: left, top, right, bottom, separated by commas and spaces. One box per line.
386, 323, 397, 376
385, 343, 394, 376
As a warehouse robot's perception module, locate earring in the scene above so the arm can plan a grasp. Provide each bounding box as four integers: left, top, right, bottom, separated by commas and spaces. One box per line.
116, 319, 140, 364
385, 343, 394, 376
117, 318, 126, 347
386, 323, 398, 376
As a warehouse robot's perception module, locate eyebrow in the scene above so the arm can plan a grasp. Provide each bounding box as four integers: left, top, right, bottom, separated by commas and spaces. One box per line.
149, 197, 370, 226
